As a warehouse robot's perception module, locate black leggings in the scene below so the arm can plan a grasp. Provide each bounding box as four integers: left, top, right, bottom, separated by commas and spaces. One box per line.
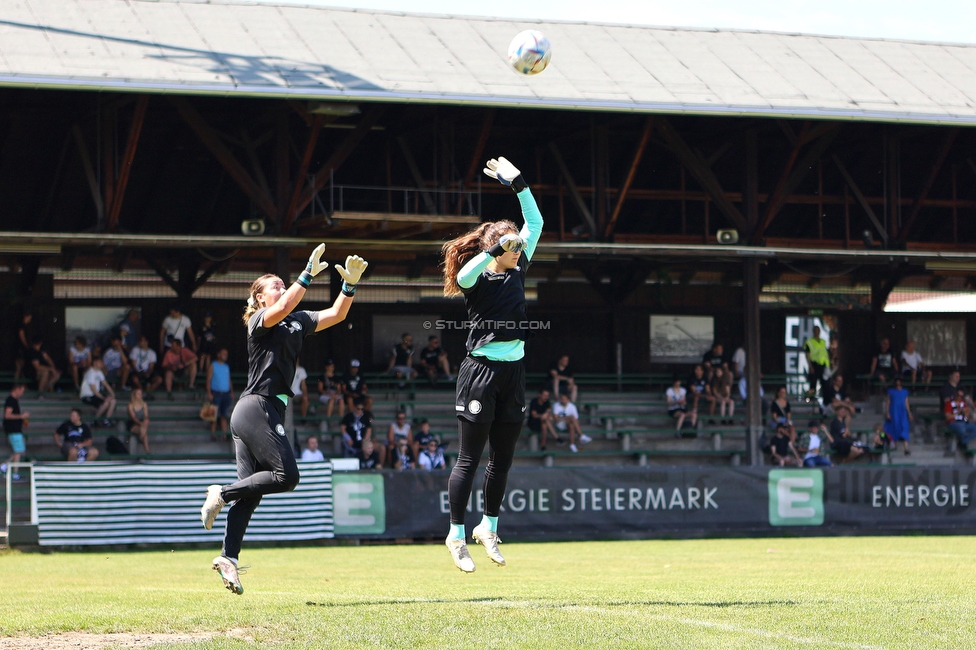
448, 418, 523, 524
220, 394, 300, 560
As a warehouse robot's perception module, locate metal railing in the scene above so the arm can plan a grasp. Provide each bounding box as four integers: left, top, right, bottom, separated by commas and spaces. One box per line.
310, 172, 482, 221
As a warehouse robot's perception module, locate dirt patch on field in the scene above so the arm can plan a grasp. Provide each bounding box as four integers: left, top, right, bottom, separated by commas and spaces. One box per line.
0, 632, 224, 649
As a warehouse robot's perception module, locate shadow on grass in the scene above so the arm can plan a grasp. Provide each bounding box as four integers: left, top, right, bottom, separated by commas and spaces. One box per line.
307, 598, 798, 608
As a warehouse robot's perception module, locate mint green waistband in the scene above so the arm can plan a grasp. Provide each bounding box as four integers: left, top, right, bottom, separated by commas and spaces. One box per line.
276, 394, 289, 406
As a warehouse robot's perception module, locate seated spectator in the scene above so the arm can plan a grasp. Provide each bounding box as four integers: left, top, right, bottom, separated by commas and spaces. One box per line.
161, 339, 198, 396
341, 399, 378, 462
27, 337, 62, 394
900, 340, 933, 388
666, 378, 695, 432
126, 388, 150, 454
769, 387, 794, 436
829, 405, 865, 463
68, 336, 92, 391
549, 355, 577, 403
822, 374, 856, 424
418, 335, 453, 386
418, 437, 446, 470
688, 364, 715, 415
797, 420, 832, 467
206, 348, 233, 438
945, 388, 976, 449
357, 438, 381, 469
317, 360, 345, 418
103, 336, 130, 390
291, 362, 310, 420
710, 366, 734, 425
553, 391, 591, 453
54, 408, 99, 462
527, 387, 559, 450
883, 377, 913, 456
342, 360, 372, 413
871, 423, 892, 451
413, 418, 436, 457
386, 333, 417, 383
387, 410, 413, 458
129, 336, 162, 394
81, 358, 117, 427
389, 437, 415, 470
870, 338, 898, 385
769, 423, 801, 467
941, 370, 962, 405
118, 309, 141, 353
300, 435, 325, 462
702, 343, 726, 380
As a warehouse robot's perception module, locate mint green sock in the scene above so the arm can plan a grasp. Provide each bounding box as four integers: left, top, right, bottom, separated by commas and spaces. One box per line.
447, 524, 465, 541
481, 515, 498, 533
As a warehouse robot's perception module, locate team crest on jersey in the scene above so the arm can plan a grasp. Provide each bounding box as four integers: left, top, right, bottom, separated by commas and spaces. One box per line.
275, 424, 285, 436
281, 320, 302, 333
467, 400, 482, 415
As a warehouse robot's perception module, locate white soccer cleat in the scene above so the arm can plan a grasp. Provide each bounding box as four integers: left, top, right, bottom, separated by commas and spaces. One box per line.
212, 556, 244, 595
445, 537, 476, 573
200, 484, 226, 530
471, 524, 506, 566
579, 434, 593, 444
570, 444, 579, 453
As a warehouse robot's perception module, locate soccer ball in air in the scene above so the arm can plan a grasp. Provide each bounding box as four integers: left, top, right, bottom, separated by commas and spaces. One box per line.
508, 30, 552, 75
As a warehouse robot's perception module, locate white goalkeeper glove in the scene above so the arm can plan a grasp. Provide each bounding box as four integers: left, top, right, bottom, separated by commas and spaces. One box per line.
488, 233, 526, 257
484, 157, 528, 192
297, 244, 329, 288
336, 255, 369, 295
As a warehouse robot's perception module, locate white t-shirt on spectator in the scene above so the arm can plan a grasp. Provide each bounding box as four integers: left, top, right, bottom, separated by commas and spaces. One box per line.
552, 402, 579, 431
418, 448, 445, 470
70, 346, 91, 364
300, 448, 325, 462
103, 348, 124, 372
732, 347, 746, 376
80, 368, 105, 399
130, 347, 157, 373
803, 433, 821, 460
901, 350, 923, 371
162, 314, 192, 347
666, 387, 687, 408
291, 366, 308, 396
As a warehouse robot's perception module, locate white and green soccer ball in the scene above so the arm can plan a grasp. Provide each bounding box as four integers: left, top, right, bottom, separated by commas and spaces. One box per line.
507, 30, 552, 75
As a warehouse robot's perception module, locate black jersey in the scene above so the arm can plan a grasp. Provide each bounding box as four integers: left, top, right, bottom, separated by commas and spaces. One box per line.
392, 343, 413, 366
241, 308, 319, 399
462, 251, 529, 352
420, 346, 443, 367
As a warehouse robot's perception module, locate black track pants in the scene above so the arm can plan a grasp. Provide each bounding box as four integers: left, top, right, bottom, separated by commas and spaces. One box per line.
220, 394, 300, 560
448, 418, 523, 524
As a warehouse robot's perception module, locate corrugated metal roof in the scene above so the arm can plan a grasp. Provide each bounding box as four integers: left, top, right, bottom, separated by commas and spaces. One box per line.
3, 0, 976, 124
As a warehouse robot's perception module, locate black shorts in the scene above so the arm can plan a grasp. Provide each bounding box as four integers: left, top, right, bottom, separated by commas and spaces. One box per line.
455, 355, 525, 424
669, 407, 687, 415
832, 438, 853, 458
82, 395, 105, 409
527, 417, 542, 432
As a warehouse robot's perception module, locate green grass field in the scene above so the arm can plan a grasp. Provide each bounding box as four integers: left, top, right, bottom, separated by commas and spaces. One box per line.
1, 536, 973, 649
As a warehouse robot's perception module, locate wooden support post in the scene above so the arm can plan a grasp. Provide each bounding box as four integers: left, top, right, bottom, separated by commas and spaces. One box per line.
953, 164, 958, 244
107, 95, 148, 232
833, 155, 887, 246
72, 125, 105, 221
604, 117, 652, 240
743, 258, 762, 466
595, 124, 608, 235
101, 103, 116, 232
548, 142, 597, 236
457, 109, 495, 214
282, 114, 325, 233
397, 136, 438, 215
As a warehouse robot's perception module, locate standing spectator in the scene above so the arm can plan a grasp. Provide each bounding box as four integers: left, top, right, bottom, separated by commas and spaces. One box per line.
666, 378, 695, 432
102, 336, 131, 390
804, 326, 830, 398
291, 362, 310, 420
342, 360, 371, 412
13, 313, 34, 382
798, 420, 832, 467
206, 348, 234, 438
553, 392, 590, 453
418, 335, 453, 385
870, 338, 898, 385
769, 423, 801, 467
418, 438, 446, 470
356, 437, 381, 469
118, 309, 141, 352
54, 408, 99, 462
1, 384, 29, 479
940, 370, 962, 405
527, 387, 558, 450
316, 360, 345, 418
68, 336, 92, 391
883, 377, 913, 456
81, 358, 117, 427
387, 410, 413, 459
829, 405, 865, 463
702, 343, 726, 380
710, 366, 734, 425
770, 387, 794, 436
900, 340, 933, 388
945, 388, 976, 449
126, 387, 150, 454
27, 338, 62, 394
549, 354, 577, 403
389, 437, 415, 470
129, 336, 162, 394
161, 339, 198, 397
197, 312, 218, 373
731, 344, 748, 399
159, 305, 196, 353
822, 374, 856, 424
386, 333, 417, 383
300, 436, 325, 462
688, 364, 714, 416
341, 399, 376, 461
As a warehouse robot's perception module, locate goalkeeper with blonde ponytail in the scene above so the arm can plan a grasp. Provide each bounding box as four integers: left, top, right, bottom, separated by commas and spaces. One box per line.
201, 244, 368, 595
440, 156, 543, 573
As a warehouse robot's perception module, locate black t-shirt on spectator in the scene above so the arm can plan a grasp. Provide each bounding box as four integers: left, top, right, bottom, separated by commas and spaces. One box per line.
57, 420, 92, 444
320, 373, 340, 392
392, 344, 413, 366
829, 418, 847, 440
3, 396, 20, 434
528, 397, 551, 428
941, 382, 959, 404
822, 382, 847, 403
689, 375, 708, 395
875, 351, 894, 369
420, 347, 443, 368
771, 400, 791, 421
357, 448, 381, 469
703, 350, 724, 368
771, 435, 792, 458
344, 372, 366, 395
550, 362, 572, 382
341, 412, 372, 448
414, 430, 435, 447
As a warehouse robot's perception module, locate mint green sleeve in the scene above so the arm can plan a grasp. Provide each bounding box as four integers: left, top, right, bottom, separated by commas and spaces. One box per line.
517, 188, 543, 261
457, 251, 492, 290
